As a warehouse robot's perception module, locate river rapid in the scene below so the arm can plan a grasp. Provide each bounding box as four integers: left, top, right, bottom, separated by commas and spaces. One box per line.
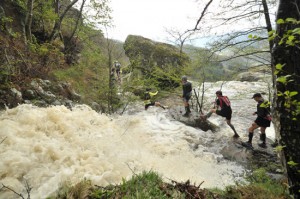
0, 80, 274, 198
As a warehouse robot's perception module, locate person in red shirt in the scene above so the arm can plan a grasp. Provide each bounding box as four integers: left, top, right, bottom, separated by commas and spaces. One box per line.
201, 90, 239, 138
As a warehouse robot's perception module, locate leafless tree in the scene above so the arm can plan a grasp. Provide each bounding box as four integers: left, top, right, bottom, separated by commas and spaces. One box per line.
191, 0, 277, 84
165, 28, 196, 57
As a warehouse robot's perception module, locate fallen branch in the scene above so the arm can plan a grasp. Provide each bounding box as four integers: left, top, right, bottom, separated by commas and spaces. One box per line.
0, 137, 7, 145
1, 184, 25, 199
1, 180, 31, 199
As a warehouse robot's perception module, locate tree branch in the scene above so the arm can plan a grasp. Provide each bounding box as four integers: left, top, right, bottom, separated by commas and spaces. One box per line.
0, 137, 7, 144
193, 0, 214, 31
1, 184, 25, 199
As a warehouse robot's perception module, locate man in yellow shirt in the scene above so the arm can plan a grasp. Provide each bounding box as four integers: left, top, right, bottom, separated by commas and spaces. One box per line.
144, 88, 165, 110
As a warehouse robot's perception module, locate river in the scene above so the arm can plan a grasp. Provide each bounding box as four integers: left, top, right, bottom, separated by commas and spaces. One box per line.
0, 80, 274, 198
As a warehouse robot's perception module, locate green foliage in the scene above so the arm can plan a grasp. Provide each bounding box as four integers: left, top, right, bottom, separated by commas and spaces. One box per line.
47, 169, 289, 199
272, 16, 300, 193
90, 171, 171, 199
248, 34, 262, 40
84, 0, 112, 28
287, 161, 298, 167
210, 168, 290, 199
274, 145, 286, 152
12, 0, 27, 14
273, 18, 300, 46
183, 46, 230, 82
51, 27, 126, 112
124, 35, 189, 89
273, 30, 300, 119
52, 43, 109, 106
150, 65, 181, 89
245, 168, 289, 197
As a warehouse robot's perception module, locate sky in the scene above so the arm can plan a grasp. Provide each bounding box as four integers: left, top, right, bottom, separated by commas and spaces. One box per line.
108, 0, 201, 44
104, 0, 278, 47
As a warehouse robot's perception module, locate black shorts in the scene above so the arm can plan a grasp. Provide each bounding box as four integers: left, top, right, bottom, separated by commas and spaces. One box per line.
216, 108, 232, 120
255, 117, 271, 127
145, 102, 155, 110
183, 93, 191, 102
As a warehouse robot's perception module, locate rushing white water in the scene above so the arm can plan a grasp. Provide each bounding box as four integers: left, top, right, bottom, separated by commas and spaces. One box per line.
0, 80, 274, 199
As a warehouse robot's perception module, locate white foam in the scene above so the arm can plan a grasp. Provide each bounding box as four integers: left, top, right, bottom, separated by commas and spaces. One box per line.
0, 80, 274, 198
0, 104, 243, 198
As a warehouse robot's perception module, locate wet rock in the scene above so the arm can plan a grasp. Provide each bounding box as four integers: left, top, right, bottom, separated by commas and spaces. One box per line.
60, 82, 81, 101
43, 91, 56, 103
91, 101, 106, 112
52, 100, 62, 106
267, 172, 286, 182
236, 72, 271, 82
32, 100, 47, 107
0, 78, 82, 110
23, 89, 36, 100
1, 88, 23, 108
220, 137, 279, 170
167, 106, 219, 132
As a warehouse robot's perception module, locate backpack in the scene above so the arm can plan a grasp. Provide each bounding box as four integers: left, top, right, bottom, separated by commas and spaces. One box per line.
218, 96, 231, 108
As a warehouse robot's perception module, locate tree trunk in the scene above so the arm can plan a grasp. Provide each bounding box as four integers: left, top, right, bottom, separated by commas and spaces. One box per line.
106, 32, 114, 113
25, 0, 34, 43
261, 0, 275, 87
272, 0, 300, 197
49, 0, 79, 41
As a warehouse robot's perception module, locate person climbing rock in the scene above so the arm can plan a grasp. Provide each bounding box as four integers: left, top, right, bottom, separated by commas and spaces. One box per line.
200, 90, 240, 138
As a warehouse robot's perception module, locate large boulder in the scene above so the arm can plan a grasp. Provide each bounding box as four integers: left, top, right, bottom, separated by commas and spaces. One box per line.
123, 35, 190, 88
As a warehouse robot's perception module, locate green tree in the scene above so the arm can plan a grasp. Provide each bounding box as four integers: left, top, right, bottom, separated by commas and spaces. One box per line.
272, 0, 300, 197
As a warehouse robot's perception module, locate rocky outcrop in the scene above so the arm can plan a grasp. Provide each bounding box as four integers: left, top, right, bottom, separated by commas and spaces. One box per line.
123, 35, 190, 89
167, 106, 219, 132
0, 79, 81, 110
124, 35, 189, 67
236, 71, 272, 82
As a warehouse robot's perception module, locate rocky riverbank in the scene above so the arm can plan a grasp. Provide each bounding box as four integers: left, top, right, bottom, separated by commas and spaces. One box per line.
0, 79, 81, 110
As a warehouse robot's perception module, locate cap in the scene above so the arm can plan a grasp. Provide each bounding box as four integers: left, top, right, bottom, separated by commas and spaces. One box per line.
181, 76, 187, 81
252, 93, 262, 98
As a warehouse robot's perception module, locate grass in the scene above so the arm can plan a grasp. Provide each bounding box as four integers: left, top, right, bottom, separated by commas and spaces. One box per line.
90, 171, 172, 199
46, 168, 291, 199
